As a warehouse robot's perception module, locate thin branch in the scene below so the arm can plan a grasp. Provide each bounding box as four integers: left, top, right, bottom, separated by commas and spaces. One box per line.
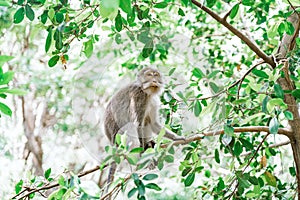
228, 133, 270, 199
191, 0, 276, 68
286, 0, 300, 17
237, 60, 266, 99
13, 165, 104, 200
201, 139, 291, 159
100, 174, 131, 200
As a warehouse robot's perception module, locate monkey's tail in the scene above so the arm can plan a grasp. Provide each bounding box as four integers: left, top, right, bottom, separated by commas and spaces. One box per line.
104, 161, 117, 200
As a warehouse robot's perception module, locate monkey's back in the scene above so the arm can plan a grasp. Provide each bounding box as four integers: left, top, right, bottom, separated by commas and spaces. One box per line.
104, 82, 149, 143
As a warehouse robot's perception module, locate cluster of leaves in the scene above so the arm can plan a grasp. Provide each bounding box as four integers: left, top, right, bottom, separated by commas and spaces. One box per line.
0, 55, 26, 117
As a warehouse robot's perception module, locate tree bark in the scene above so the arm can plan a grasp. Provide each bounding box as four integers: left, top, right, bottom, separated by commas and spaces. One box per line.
276, 11, 300, 198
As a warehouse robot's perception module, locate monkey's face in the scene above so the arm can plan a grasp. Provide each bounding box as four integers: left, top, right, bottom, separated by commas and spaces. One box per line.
138, 68, 163, 95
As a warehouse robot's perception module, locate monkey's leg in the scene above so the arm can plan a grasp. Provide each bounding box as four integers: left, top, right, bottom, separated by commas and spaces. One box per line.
105, 161, 117, 200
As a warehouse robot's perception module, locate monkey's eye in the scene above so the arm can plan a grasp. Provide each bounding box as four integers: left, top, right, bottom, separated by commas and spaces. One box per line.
146, 73, 152, 77
153, 72, 159, 76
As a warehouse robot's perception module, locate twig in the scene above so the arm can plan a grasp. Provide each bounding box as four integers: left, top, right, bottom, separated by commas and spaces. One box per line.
201, 139, 291, 159
286, 0, 300, 17
191, 0, 276, 68
227, 133, 270, 199
100, 174, 131, 200
236, 60, 266, 99
13, 165, 105, 200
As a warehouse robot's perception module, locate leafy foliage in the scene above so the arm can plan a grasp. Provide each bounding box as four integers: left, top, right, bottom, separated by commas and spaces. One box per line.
1, 0, 299, 199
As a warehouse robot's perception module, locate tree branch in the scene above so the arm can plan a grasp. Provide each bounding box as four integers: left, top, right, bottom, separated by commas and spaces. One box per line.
13, 165, 104, 200
161, 126, 292, 147
191, 0, 276, 68
237, 60, 266, 99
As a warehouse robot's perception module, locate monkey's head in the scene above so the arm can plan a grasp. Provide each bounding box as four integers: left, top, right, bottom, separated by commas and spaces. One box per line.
137, 67, 163, 95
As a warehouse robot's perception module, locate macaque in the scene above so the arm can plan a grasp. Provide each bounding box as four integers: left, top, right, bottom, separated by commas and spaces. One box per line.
104, 67, 184, 149
103, 67, 185, 194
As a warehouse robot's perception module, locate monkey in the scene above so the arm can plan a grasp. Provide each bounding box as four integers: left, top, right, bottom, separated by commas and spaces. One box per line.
103, 67, 185, 196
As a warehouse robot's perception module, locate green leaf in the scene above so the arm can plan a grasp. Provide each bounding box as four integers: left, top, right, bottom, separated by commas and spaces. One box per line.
269, 117, 279, 134
242, 0, 254, 6
58, 175, 65, 186
48, 55, 60, 67
178, 8, 185, 16
120, 0, 131, 14
252, 69, 269, 79
25, 4, 34, 21
248, 176, 258, 185
55, 12, 64, 23
216, 178, 225, 191
262, 96, 269, 113
0, 102, 12, 116
204, 170, 211, 178
209, 82, 219, 93
292, 89, 300, 99
15, 180, 23, 194
44, 168, 51, 180
164, 155, 174, 163
154, 2, 168, 8
169, 68, 176, 76
14, 7, 25, 24
184, 172, 195, 187
0, 0, 10, 6
115, 12, 122, 32
277, 22, 285, 37
17, 0, 24, 5
264, 171, 277, 187
274, 84, 284, 99
267, 98, 287, 112
128, 187, 137, 198
234, 141, 243, 156
214, 149, 220, 164
224, 125, 234, 136
83, 39, 94, 58
137, 181, 145, 196
54, 29, 63, 50
285, 21, 295, 35
284, 110, 293, 120
0, 88, 27, 95
40, 10, 48, 24
229, 4, 239, 19
127, 154, 138, 165
194, 100, 202, 117
142, 40, 153, 58
289, 167, 296, 176
0, 71, 14, 84
45, 29, 52, 53
145, 183, 162, 191
143, 174, 158, 181
182, 167, 192, 177
130, 147, 144, 153
100, 0, 119, 20
192, 67, 204, 79
0, 55, 14, 67
206, 0, 216, 8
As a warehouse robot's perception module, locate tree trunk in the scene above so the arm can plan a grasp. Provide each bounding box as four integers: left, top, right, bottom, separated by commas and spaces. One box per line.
276, 10, 300, 198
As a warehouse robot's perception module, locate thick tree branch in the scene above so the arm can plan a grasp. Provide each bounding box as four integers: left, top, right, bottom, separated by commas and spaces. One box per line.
191, 0, 276, 68
162, 126, 292, 147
